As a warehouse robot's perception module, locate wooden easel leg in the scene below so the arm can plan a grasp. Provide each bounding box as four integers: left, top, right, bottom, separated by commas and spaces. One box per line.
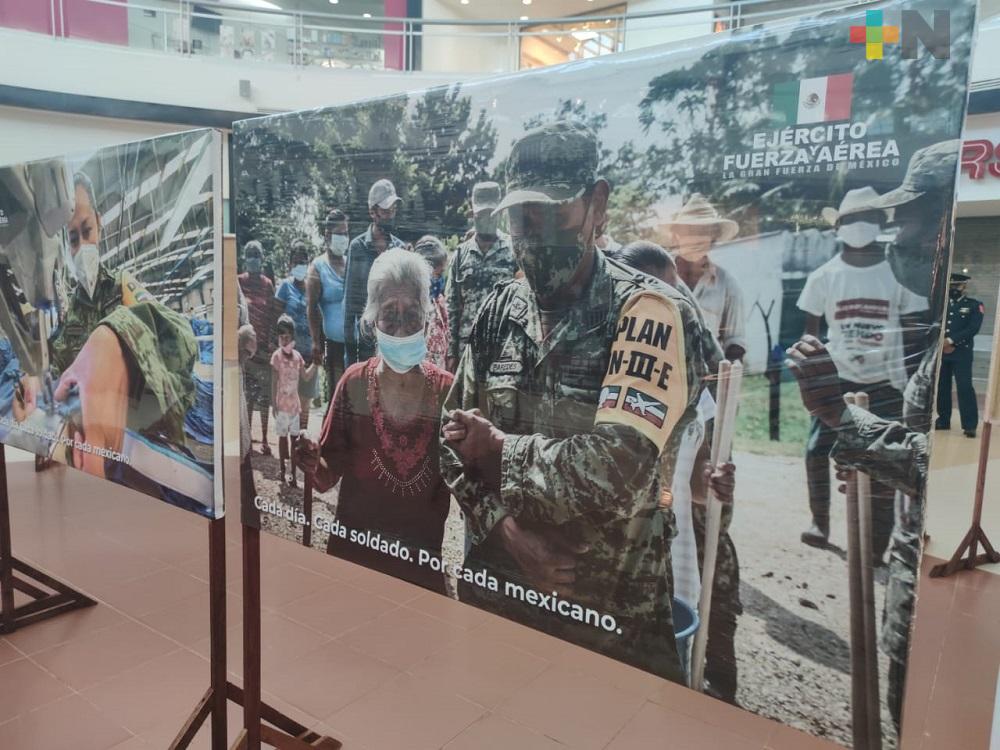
0, 444, 96, 635
210, 518, 229, 749
242, 522, 263, 750
931, 422, 1000, 578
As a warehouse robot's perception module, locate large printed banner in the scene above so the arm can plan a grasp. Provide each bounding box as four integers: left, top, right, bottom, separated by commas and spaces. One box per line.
234, 2, 976, 745
0, 130, 223, 518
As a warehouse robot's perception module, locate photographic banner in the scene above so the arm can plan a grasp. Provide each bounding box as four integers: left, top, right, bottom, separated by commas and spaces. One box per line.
0, 130, 223, 518
233, 1, 976, 745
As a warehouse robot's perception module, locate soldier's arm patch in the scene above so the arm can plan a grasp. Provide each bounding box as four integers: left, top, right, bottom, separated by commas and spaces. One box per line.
594, 291, 688, 454
120, 271, 153, 306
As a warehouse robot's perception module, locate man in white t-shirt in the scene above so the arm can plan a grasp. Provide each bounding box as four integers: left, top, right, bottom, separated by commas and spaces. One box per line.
796, 187, 928, 557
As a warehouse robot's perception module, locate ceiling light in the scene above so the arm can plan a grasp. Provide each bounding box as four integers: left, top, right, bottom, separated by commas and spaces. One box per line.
461, 0, 469, 3
520, 15, 528, 21
329, 0, 338, 4
229, 0, 282, 9
572, 30, 598, 41
363, 12, 371, 17
522, 0, 532, 5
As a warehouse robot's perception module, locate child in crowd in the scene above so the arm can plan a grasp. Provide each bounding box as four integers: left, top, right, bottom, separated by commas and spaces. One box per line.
271, 314, 316, 487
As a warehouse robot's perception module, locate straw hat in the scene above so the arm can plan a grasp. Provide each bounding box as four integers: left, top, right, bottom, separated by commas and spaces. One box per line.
821, 186, 884, 226
661, 193, 739, 243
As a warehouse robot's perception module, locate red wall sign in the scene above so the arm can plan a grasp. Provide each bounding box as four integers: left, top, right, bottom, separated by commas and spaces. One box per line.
962, 139, 1000, 180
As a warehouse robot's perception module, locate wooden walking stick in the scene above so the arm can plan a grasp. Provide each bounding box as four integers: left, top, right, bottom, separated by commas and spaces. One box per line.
853, 392, 882, 750
843, 393, 881, 750
690, 360, 742, 693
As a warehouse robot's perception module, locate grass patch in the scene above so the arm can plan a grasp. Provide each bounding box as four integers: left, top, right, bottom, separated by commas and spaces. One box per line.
732, 374, 811, 457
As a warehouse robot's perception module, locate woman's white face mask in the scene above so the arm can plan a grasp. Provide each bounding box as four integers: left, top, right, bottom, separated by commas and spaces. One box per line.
837, 221, 881, 249
73, 243, 101, 298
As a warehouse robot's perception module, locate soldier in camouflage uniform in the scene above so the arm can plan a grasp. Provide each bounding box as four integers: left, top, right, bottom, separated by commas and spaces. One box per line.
17, 172, 197, 479
786, 141, 960, 731
445, 181, 516, 372
440, 121, 718, 683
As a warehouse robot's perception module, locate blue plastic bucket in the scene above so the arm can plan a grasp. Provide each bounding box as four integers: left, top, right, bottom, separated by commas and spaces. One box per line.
672, 596, 700, 683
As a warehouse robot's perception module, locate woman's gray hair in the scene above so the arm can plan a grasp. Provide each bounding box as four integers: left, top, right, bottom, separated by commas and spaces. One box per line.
413, 234, 448, 270
361, 246, 431, 337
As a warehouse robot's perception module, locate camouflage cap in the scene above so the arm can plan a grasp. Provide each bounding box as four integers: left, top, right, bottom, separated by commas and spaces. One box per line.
471, 181, 501, 213
368, 178, 402, 210
494, 120, 599, 214
872, 139, 960, 209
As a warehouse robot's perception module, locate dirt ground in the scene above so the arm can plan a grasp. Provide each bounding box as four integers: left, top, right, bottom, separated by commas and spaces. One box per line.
246, 407, 897, 750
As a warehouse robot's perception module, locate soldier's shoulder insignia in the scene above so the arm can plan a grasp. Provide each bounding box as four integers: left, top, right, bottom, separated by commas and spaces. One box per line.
509, 295, 528, 322
595, 291, 689, 454
120, 271, 152, 306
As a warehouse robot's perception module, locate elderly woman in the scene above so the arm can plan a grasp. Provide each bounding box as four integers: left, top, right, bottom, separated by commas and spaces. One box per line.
412, 235, 450, 370
298, 247, 453, 592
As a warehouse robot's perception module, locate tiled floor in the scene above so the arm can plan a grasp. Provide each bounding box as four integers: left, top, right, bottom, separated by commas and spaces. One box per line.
0, 441, 997, 750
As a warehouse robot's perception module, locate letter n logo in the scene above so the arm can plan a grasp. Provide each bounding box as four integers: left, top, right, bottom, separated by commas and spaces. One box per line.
902, 10, 951, 60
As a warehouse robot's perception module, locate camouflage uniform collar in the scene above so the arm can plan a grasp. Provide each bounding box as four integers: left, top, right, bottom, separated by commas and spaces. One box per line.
72, 265, 116, 309
466, 231, 511, 258
512, 247, 612, 352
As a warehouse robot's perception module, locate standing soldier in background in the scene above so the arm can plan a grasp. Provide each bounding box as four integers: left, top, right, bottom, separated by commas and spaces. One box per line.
663, 194, 746, 362
787, 141, 959, 731
344, 179, 405, 365
936, 271, 984, 438
440, 121, 719, 682
445, 181, 515, 373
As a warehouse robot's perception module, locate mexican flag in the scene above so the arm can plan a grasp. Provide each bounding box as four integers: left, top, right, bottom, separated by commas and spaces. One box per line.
773, 73, 854, 125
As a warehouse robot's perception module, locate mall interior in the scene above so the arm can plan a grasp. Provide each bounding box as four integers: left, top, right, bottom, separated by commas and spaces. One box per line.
1, 1, 1000, 749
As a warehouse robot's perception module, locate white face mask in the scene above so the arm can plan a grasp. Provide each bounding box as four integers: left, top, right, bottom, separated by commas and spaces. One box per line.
73, 243, 101, 298
327, 234, 349, 257
375, 328, 427, 373
837, 221, 881, 249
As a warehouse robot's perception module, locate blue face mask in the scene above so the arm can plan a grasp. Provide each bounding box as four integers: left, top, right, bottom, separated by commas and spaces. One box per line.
291, 264, 307, 282
376, 328, 426, 373
430, 276, 445, 299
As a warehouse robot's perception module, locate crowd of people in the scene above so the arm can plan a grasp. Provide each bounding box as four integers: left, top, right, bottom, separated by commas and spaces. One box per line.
239, 120, 961, 724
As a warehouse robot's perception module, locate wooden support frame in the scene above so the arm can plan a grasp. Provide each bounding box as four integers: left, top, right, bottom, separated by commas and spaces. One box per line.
169, 505, 341, 749
930, 420, 1000, 578
0, 444, 96, 634
170, 455, 341, 750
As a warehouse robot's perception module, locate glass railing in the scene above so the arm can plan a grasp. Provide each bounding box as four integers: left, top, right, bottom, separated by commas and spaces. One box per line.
0, 0, 903, 75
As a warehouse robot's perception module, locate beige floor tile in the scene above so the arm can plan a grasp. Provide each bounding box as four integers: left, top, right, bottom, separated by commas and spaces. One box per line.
89, 568, 208, 619
0, 637, 22, 666
404, 591, 493, 631
336, 606, 465, 670
496, 666, 646, 750
553, 643, 665, 700
443, 713, 566, 750
82, 648, 209, 735
281, 580, 399, 638
474, 613, 571, 661
647, 677, 776, 744
407, 632, 550, 709
31, 619, 176, 690
329, 674, 485, 750
108, 737, 152, 750
606, 701, 763, 750
0, 694, 131, 750
258, 563, 342, 608
338, 563, 428, 603
0, 658, 72, 723
139, 589, 243, 647
764, 723, 844, 750
2, 603, 125, 655
267, 640, 400, 720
